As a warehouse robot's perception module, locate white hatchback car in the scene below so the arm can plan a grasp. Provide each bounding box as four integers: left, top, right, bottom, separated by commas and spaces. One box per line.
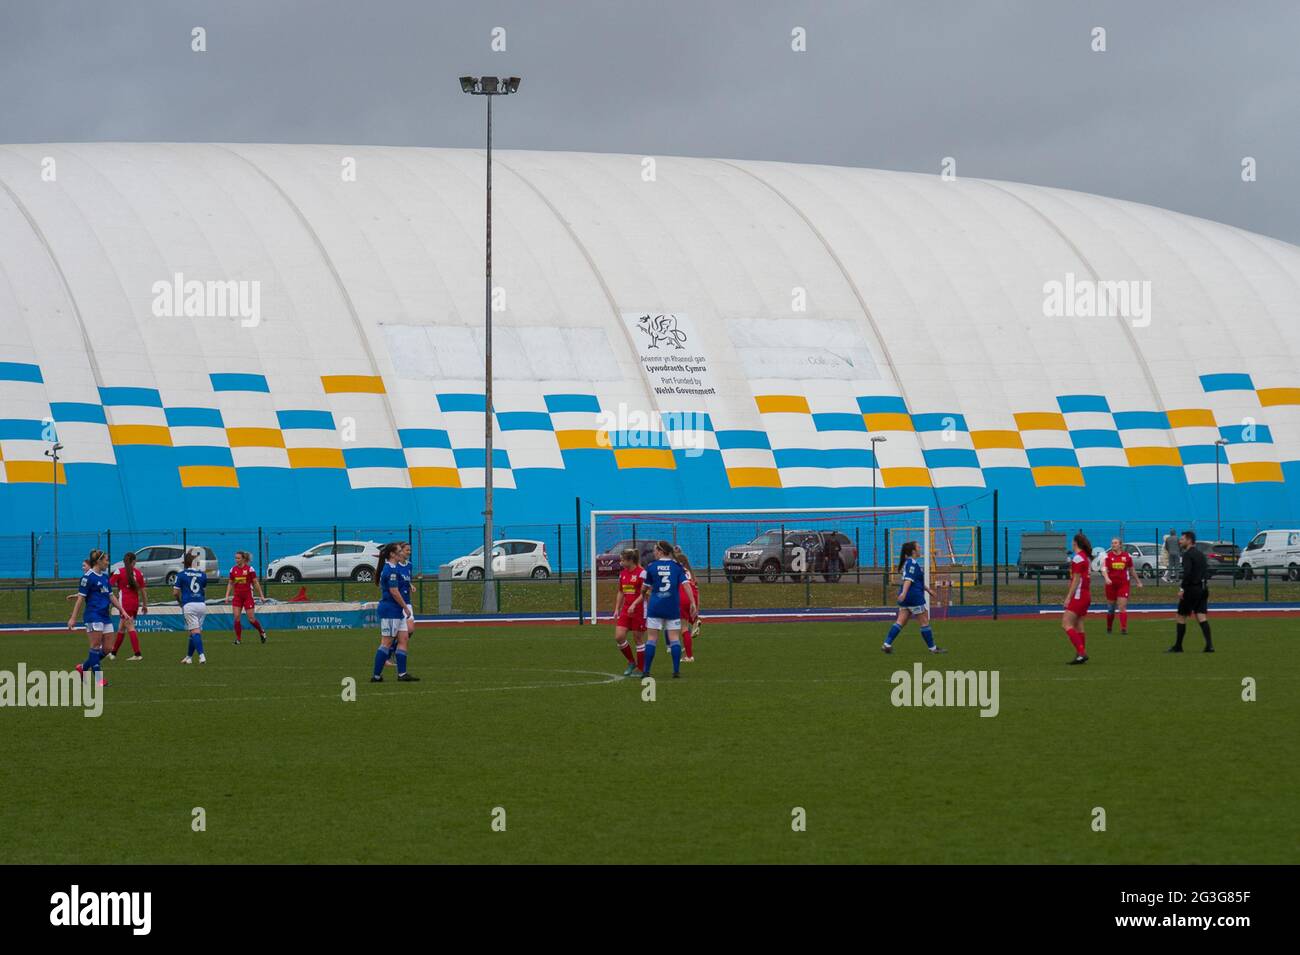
449, 539, 551, 579
267, 540, 383, 583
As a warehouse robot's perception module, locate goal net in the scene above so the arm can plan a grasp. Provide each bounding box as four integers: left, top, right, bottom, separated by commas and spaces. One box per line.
588, 506, 930, 623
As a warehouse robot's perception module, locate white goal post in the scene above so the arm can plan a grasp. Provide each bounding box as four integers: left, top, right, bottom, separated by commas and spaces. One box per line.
587, 505, 930, 624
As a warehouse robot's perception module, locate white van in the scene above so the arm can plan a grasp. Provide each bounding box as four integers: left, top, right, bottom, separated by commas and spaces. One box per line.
1237, 529, 1300, 581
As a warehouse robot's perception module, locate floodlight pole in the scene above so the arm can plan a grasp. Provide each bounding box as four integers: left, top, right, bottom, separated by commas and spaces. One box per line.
461, 75, 520, 612
483, 90, 495, 612
870, 435, 887, 569
1214, 438, 1229, 543
44, 442, 63, 579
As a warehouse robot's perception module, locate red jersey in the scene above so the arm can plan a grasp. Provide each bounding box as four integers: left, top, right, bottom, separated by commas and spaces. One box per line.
111, 567, 145, 608
618, 567, 645, 610
679, 572, 699, 618
229, 564, 258, 598
1069, 549, 1091, 601
1103, 549, 1133, 586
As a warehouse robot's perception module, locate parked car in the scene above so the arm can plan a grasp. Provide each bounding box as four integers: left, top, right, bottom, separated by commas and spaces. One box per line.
449, 540, 551, 580
112, 544, 218, 586
594, 539, 660, 577
266, 540, 382, 583
1194, 540, 1242, 579
1016, 532, 1069, 579
1090, 542, 1162, 578
723, 529, 857, 583
1237, 529, 1300, 580
1124, 542, 1164, 578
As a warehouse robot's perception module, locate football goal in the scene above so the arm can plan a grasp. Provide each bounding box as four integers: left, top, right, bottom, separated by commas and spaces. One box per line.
587, 506, 931, 623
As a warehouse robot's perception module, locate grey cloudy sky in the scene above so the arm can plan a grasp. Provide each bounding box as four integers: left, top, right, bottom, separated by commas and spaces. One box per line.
2, 0, 1298, 242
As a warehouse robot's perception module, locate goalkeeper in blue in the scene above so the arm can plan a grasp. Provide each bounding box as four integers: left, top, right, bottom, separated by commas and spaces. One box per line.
640, 541, 697, 679
882, 541, 946, 654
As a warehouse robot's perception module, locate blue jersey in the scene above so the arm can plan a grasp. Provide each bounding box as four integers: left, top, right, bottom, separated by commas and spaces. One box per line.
175, 568, 208, 606
644, 559, 687, 620
378, 562, 411, 619
78, 570, 113, 623
898, 557, 926, 606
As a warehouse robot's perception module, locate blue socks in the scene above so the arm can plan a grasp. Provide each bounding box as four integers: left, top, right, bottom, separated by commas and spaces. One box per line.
920, 626, 935, 649
373, 646, 388, 678
670, 640, 682, 674
82, 648, 102, 672
192, 633, 204, 656
395, 650, 407, 676
643, 641, 657, 675
186, 635, 195, 657
884, 623, 902, 646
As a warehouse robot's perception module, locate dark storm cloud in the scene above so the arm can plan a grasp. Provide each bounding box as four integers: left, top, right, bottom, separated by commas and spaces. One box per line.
1, 0, 1297, 241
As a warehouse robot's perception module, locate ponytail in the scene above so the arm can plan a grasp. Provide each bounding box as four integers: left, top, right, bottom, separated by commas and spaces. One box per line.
897, 541, 918, 572
122, 552, 139, 593
376, 542, 399, 588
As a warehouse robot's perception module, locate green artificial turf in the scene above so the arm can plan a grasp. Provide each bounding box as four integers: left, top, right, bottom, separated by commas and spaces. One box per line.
0, 617, 1294, 863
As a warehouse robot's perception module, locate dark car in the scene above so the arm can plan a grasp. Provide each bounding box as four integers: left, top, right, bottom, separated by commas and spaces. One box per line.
1195, 540, 1242, 579
594, 539, 659, 578
723, 529, 858, 583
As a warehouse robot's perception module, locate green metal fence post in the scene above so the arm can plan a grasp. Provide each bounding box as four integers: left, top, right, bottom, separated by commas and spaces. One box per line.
1036, 569, 1041, 605
959, 569, 965, 605
855, 528, 861, 582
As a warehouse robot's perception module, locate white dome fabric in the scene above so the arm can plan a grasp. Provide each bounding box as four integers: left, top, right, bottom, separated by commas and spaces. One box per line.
0, 144, 1297, 550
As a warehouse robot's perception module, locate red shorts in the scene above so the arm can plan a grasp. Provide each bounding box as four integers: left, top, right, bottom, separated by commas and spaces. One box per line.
616, 607, 645, 632
1066, 596, 1091, 617
1103, 581, 1130, 602
232, 593, 256, 610
119, 597, 140, 619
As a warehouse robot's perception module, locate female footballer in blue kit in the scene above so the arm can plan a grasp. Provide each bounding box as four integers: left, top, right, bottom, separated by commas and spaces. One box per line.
175, 550, 210, 664
371, 542, 419, 682
881, 540, 946, 654
68, 549, 133, 687
640, 540, 697, 679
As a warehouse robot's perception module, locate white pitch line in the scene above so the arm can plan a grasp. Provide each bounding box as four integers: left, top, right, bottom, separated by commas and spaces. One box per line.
99, 668, 624, 706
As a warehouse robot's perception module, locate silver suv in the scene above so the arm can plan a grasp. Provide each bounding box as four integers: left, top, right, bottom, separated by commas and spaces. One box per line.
266, 540, 383, 583
111, 545, 219, 586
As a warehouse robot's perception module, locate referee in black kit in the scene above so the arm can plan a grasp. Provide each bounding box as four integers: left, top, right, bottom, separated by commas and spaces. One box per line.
1167, 530, 1214, 653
